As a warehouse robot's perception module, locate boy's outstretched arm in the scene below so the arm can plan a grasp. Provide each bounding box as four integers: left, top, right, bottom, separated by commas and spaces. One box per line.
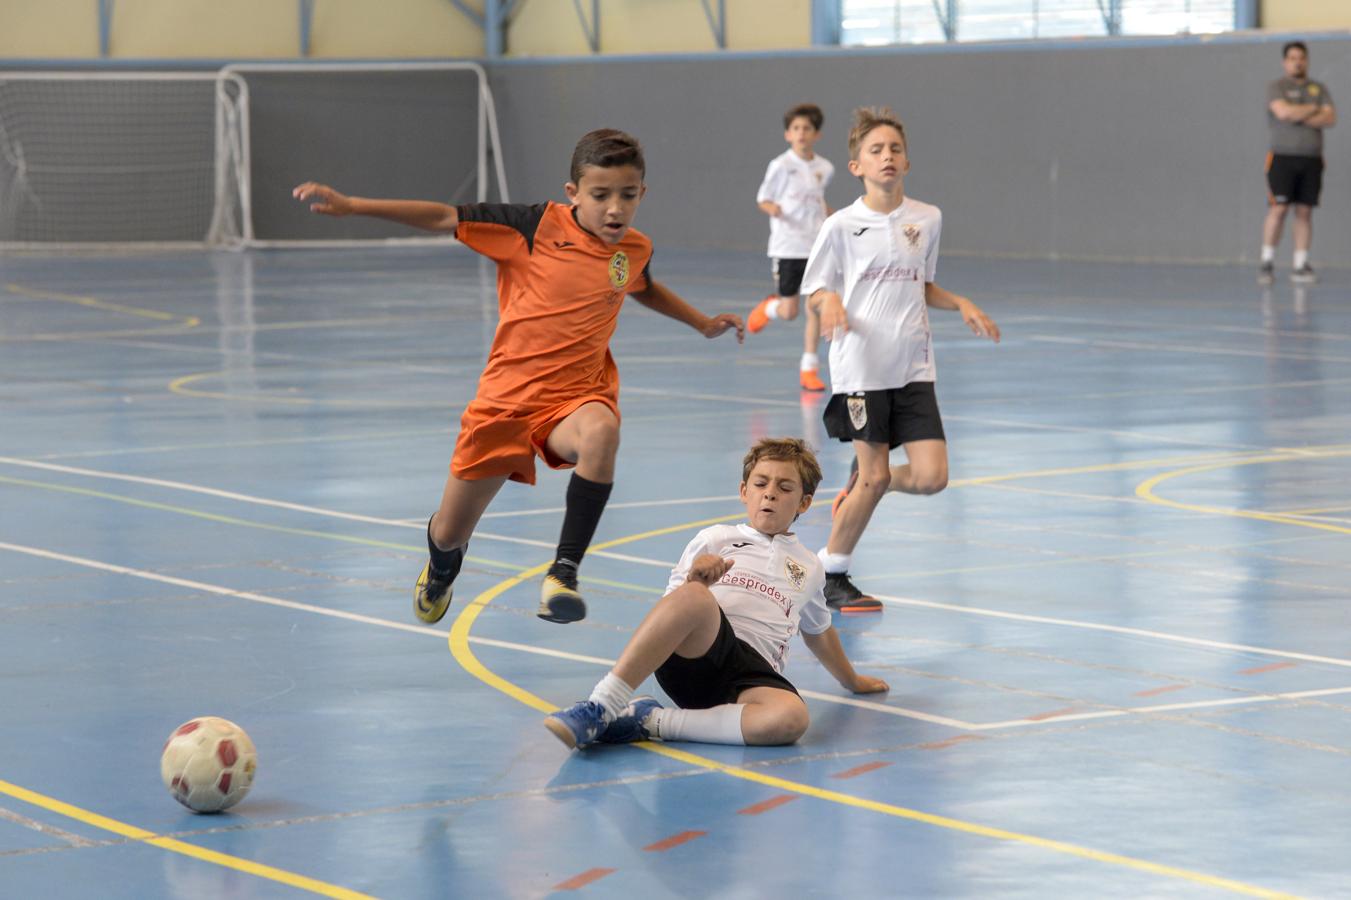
630, 281, 745, 343
924, 282, 1001, 343
292, 182, 459, 233
802, 627, 889, 694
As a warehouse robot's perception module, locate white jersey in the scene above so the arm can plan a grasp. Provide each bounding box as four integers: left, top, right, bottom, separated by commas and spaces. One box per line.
801, 196, 942, 394
756, 149, 834, 259
666, 523, 832, 674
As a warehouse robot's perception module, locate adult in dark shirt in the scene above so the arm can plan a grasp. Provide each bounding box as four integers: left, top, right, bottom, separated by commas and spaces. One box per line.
1259, 41, 1336, 284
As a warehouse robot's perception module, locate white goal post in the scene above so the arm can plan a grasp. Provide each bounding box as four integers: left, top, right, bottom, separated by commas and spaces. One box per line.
0, 63, 509, 250
214, 62, 510, 249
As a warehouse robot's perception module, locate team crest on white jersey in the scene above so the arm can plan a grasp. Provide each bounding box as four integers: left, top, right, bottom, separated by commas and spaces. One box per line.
784, 556, 806, 590
847, 395, 868, 429
901, 224, 922, 249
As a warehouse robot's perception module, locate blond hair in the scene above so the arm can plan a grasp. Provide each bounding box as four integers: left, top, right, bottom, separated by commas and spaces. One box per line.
741, 438, 823, 497
847, 106, 907, 161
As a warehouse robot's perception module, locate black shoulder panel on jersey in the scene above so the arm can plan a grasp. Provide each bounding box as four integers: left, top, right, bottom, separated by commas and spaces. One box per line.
456, 203, 549, 253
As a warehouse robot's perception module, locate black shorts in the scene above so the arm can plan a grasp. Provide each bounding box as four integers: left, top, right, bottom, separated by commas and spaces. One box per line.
1267, 154, 1323, 207
655, 609, 798, 709
823, 382, 945, 448
772, 258, 808, 298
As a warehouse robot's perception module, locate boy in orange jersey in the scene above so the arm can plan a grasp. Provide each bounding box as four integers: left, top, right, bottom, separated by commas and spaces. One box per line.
293, 129, 744, 626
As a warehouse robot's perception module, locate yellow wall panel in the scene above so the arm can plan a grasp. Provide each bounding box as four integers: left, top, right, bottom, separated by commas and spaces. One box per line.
112, 0, 296, 58
0, 0, 100, 57
310, 0, 483, 58
507, 0, 811, 57
1262, 0, 1351, 30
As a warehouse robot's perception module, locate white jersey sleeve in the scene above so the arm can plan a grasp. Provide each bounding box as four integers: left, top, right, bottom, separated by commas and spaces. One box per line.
797, 577, 832, 636
800, 215, 843, 298
755, 157, 787, 205
665, 531, 714, 595
925, 208, 942, 282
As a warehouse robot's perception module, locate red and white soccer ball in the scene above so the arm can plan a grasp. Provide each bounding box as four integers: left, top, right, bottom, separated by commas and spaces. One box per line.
160, 717, 257, 813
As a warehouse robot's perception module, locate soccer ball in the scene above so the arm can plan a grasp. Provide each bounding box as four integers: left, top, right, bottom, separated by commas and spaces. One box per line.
160, 717, 257, 813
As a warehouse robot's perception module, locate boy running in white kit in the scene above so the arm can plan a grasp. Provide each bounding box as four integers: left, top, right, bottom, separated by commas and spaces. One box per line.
544, 438, 888, 750
804, 108, 1000, 612
749, 104, 835, 392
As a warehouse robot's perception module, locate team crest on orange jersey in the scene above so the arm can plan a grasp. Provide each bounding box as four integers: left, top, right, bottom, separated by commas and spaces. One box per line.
784, 556, 806, 590
608, 251, 630, 289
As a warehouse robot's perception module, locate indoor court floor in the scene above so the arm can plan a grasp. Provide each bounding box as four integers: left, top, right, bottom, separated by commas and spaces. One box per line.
1, 245, 1349, 898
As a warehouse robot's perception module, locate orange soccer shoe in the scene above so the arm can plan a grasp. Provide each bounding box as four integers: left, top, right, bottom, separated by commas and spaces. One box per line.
799, 367, 826, 392
748, 296, 775, 334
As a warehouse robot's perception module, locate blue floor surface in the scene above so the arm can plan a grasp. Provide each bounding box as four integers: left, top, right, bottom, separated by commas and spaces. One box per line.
1, 247, 1348, 898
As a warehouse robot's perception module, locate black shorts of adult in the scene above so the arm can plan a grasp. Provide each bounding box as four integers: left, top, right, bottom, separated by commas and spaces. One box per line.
655, 608, 798, 709
1267, 154, 1324, 207
823, 382, 946, 448
772, 257, 808, 298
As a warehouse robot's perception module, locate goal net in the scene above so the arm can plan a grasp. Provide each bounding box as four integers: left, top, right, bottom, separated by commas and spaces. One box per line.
0, 64, 508, 249
0, 72, 238, 248
213, 62, 509, 248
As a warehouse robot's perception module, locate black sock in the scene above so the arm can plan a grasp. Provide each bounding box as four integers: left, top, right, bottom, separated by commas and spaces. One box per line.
554, 473, 613, 569
426, 517, 463, 575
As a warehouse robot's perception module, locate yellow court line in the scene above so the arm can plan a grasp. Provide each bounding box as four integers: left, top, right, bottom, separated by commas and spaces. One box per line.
2, 282, 201, 340
0, 779, 376, 899
1136, 449, 1351, 537
446, 533, 1296, 897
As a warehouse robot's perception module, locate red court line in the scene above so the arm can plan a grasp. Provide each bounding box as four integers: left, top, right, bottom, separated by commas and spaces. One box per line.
830, 761, 894, 779
917, 735, 988, 751
553, 868, 617, 891
643, 830, 706, 852
1135, 684, 1188, 698
1026, 707, 1079, 721
1240, 661, 1297, 675
737, 794, 798, 815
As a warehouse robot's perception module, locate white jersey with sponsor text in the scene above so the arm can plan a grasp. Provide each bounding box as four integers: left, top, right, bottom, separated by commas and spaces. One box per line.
756, 149, 834, 259
665, 523, 832, 674
801, 196, 941, 394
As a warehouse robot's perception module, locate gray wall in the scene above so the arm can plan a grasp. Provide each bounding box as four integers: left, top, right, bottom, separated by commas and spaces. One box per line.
485, 34, 1350, 265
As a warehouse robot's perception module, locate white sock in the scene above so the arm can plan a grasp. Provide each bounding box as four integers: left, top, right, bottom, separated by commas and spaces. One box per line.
764, 299, 781, 321
1293, 250, 1309, 269
588, 671, 635, 721
819, 549, 851, 574
650, 704, 746, 744
800, 352, 819, 372
1260, 245, 1275, 264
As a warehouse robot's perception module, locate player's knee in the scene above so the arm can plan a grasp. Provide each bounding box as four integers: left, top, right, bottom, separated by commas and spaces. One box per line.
744, 704, 809, 745
669, 580, 717, 613
913, 470, 948, 495
778, 297, 800, 321
577, 415, 620, 461
1293, 205, 1313, 221
856, 466, 891, 501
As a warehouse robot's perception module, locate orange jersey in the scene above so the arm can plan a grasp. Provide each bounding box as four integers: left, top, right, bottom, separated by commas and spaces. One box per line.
456, 201, 653, 410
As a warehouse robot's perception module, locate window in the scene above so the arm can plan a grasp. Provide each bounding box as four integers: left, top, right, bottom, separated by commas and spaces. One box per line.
840, 0, 1237, 45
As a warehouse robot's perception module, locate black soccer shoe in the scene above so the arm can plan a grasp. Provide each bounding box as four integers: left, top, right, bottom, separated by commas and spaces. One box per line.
823, 572, 883, 613
413, 544, 465, 624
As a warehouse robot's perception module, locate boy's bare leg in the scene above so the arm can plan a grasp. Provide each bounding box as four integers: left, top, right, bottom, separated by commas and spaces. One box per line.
415, 471, 506, 623
545, 401, 619, 481
611, 582, 724, 687
544, 582, 723, 748
538, 401, 620, 622
430, 472, 507, 550
737, 685, 810, 745
886, 438, 949, 497
776, 295, 800, 321
825, 440, 892, 556
1292, 204, 1312, 253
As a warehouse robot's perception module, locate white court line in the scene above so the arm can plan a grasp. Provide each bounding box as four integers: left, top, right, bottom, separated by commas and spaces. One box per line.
0, 806, 98, 848
0, 456, 674, 570
3, 540, 1346, 735
971, 686, 1351, 731
872, 593, 1351, 669
1030, 334, 1351, 365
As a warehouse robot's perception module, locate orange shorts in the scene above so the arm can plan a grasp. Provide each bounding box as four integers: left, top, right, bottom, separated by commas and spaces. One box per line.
450, 395, 620, 485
